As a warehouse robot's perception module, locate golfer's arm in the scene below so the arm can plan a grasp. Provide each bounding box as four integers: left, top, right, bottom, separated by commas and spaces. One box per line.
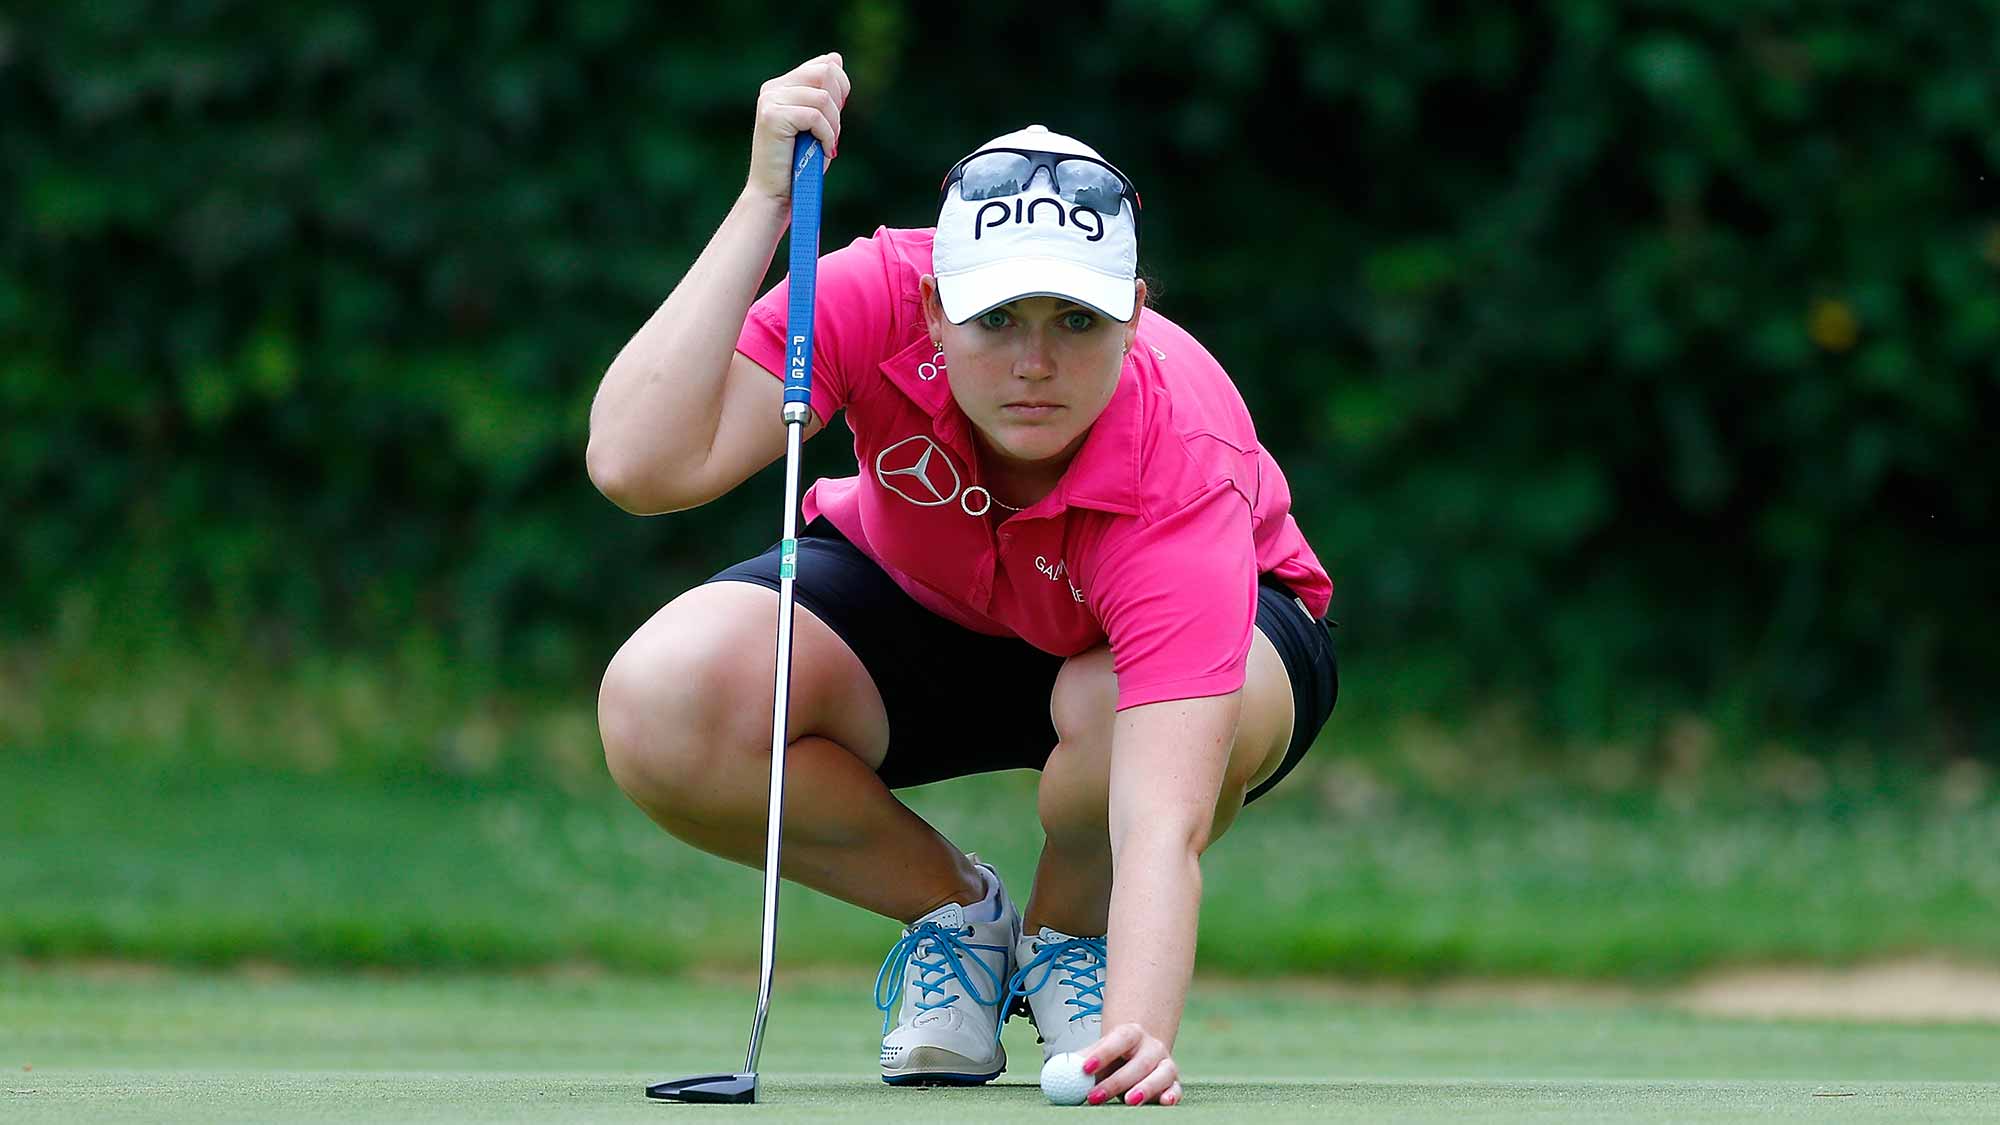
587, 189, 794, 514
1103, 690, 1241, 1049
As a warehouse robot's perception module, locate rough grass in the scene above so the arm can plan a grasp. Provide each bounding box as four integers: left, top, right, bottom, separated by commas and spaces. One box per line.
6, 637, 1998, 977
7, 745, 1998, 977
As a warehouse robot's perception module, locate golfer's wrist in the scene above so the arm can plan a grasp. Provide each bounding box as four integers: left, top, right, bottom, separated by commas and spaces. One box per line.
732, 185, 792, 232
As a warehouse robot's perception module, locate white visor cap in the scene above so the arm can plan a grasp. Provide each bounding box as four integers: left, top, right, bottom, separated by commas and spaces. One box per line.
933, 124, 1139, 324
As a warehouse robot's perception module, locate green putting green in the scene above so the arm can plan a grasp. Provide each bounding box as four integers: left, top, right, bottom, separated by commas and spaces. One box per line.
4, 966, 1997, 1122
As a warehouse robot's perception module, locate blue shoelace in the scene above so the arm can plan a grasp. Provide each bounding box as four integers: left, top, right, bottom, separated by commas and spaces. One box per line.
1007, 935, 1107, 1029
872, 919, 1008, 1036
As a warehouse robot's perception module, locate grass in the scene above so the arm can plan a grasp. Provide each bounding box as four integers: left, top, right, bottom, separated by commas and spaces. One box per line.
4, 965, 1999, 1122
5, 635, 1999, 977
7, 637, 2000, 1120
6, 747, 2000, 977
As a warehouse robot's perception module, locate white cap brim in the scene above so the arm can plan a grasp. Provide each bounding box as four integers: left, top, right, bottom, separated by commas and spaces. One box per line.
937, 255, 1138, 324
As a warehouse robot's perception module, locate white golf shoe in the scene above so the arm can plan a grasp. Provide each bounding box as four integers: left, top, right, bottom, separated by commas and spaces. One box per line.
874, 859, 1019, 1085
1008, 926, 1107, 1061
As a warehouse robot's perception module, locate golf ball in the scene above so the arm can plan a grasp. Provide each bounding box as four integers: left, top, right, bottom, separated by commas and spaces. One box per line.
1041, 1052, 1092, 1106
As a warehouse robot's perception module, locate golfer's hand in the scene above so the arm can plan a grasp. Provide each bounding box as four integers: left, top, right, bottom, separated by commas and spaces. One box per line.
1081, 1021, 1183, 1106
745, 52, 850, 205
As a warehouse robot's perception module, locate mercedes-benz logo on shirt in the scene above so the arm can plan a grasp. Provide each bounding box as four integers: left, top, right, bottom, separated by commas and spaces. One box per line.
874, 435, 961, 507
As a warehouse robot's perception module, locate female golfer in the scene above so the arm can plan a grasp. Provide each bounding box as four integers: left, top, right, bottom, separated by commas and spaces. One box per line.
589, 53, 1336, 1107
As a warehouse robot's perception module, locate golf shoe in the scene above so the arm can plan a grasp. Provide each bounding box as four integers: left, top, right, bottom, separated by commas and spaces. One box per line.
874, 858, 1020, 1085
1008, 926, 1107, 1061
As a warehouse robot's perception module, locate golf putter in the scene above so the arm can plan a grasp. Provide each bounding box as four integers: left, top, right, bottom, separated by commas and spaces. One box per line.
646, 132, 826, 1106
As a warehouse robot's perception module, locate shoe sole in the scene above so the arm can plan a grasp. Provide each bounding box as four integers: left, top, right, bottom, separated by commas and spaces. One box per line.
881, 1070, 1003, 1086
880, 1044, 1006, 1086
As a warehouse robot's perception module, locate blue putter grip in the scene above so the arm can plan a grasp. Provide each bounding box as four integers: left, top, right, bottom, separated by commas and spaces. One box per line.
783, 136, 826, 414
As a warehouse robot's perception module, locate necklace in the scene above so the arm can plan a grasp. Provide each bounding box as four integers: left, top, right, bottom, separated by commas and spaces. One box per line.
959, 484, 1027, 516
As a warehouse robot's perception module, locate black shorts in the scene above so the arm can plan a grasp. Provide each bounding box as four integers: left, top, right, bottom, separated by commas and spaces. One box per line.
704, 516, 1338, 805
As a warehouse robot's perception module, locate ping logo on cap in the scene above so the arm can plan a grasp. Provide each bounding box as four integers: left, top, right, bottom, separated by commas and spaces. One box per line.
932, 124, 1140, 324
972, 197, 1107, 243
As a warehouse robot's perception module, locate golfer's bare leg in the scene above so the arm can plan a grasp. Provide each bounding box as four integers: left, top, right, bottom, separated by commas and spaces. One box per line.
599, 581, 983, 925
1025, 631, 1295, 935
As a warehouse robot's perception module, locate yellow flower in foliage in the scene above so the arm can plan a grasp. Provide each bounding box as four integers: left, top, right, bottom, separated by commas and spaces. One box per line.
1983, 225, 2000, 268
1807, 297, 1858, 353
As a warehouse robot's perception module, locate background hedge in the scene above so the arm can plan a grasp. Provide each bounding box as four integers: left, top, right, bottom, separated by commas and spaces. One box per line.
5, 0, 1997, 752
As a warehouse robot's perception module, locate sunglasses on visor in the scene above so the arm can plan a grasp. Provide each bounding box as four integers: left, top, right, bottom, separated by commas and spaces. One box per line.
939, 148, 1143, 238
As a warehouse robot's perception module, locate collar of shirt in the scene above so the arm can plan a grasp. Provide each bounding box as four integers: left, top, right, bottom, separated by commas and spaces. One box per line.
877, 334, 1144, 520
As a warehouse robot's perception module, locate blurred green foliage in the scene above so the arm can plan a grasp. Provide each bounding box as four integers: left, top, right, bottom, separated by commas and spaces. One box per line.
3, 2, 1996, 751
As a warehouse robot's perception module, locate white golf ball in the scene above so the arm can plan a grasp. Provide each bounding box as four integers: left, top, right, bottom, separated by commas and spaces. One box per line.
1041, 1052, 1093, 1106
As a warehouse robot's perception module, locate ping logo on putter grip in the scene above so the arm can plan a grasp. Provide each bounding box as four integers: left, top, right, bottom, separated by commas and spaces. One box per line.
788, 334, 808, 388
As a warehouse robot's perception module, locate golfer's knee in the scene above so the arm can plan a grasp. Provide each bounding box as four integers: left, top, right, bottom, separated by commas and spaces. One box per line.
1041, 647, 1117, 845
599, 641, 681, 802
1049, 646, 1115, 751
1037, 766, 1109, 849
599, 626, 751, 810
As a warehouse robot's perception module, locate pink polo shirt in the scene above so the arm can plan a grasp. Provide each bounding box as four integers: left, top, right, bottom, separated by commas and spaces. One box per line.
735, 227, 1332, 711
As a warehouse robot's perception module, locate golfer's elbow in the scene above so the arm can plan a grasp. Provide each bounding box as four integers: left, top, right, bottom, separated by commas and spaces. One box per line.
1123, 819, 1212, 865
587, 437, 690, 515
586, 436, 646, 512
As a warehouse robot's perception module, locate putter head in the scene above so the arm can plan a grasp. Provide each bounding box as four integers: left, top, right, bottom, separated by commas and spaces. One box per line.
645, 1072, 758, 1104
